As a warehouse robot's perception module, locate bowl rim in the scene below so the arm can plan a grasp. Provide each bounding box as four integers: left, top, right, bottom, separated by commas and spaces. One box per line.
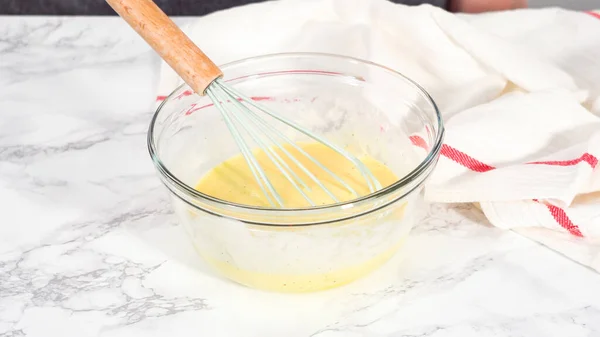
148, 52, 444, 215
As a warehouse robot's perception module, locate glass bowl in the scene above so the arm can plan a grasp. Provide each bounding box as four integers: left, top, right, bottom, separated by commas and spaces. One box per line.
149, 53, 443, 292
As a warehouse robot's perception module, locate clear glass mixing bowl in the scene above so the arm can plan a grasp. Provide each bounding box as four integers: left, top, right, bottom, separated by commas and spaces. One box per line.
149, 53, 443, 292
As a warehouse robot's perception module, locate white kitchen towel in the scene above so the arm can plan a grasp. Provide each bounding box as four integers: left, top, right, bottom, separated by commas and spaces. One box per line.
155, 0, 600, 271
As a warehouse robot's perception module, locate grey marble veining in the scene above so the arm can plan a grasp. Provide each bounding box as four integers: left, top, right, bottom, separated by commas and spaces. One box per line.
1, 16, 600, 337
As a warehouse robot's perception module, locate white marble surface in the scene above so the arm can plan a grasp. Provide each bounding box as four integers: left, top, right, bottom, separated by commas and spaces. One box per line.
1, 16, 600, 337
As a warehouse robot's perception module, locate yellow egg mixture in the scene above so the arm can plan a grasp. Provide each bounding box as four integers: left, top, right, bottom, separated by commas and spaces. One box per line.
196, 142, 399, 207
194, 142, 405, 292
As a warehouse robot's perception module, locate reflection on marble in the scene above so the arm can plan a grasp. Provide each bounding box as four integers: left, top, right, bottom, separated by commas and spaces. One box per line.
1, 16, 599, 337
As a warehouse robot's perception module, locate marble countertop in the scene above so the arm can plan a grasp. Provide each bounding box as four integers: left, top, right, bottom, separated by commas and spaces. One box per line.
1, 16, 600, 337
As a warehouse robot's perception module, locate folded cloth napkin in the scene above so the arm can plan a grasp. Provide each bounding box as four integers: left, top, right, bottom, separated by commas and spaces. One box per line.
155, 0, 600, 271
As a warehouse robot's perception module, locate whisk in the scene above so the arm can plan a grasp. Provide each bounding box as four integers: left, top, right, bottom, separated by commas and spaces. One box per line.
107, 0, 382, 207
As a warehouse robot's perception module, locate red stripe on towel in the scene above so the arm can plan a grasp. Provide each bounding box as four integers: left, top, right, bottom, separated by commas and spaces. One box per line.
527, 153, 598, 169
533, 199, 584, 237
409, 134, 588, 237
586, 11, 600, 20
410, 135, 495, 172
410, 135, 597, 170
440, 144, 496, 172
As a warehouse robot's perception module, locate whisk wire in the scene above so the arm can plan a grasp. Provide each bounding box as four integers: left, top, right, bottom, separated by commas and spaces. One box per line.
206, 87, 283, 207
211, 86, 316, 207
217, 79, 382, 193
240, 105, 346, 203
212, 82, 354, 205
208, 78, 383, 208
216, 85, 366, 196
221, 89, 312, 192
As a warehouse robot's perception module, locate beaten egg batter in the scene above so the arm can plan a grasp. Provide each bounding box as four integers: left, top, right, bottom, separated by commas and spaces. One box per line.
193, 142, 405, 292
195, 142, 399, 207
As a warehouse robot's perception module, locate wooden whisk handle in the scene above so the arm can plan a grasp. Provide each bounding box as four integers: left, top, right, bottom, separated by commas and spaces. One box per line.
106, 0, 223, 95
